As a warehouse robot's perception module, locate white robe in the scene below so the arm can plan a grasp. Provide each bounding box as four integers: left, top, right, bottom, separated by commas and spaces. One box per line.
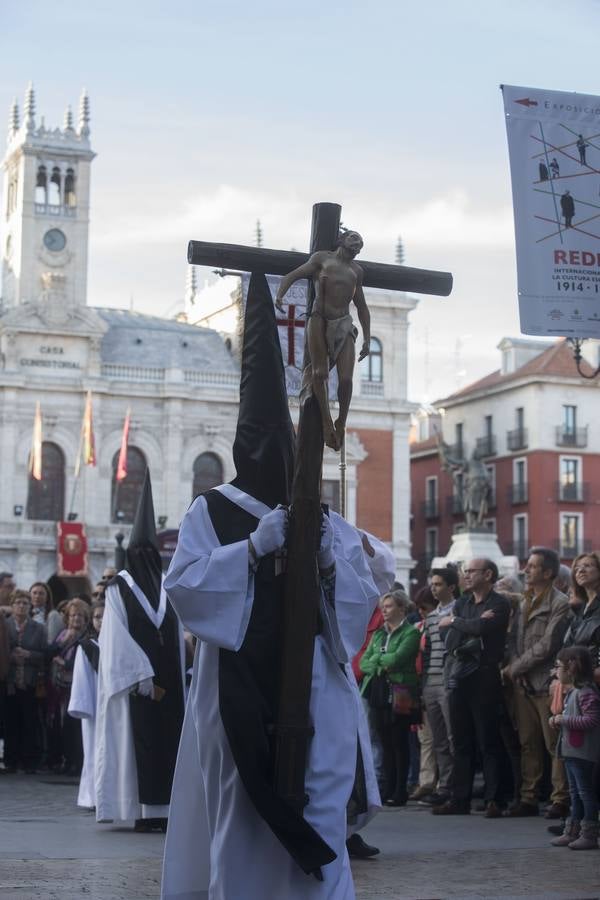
161, 486, 380, 900
68, 642, 98, 809
94, 577, 185, 823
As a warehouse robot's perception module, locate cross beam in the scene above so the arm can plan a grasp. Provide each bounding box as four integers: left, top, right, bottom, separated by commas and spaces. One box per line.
188, 242, 453, 297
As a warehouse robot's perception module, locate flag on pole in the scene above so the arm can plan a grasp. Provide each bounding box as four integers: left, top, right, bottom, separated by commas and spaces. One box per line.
29, 402, 43, 481
75, 390, 96, 478
116, 407, 131, 482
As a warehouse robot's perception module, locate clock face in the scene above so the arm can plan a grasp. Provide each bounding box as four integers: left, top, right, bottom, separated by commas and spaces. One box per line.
43, 228, 67, 252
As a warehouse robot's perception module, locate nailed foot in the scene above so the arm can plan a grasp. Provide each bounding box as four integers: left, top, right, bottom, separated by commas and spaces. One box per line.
324, 424, 341, 452
334, 419, 345, 449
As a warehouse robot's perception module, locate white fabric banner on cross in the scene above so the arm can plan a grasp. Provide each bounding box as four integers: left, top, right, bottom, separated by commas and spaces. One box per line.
240, 273, 338, 398
502, 84, 600, 337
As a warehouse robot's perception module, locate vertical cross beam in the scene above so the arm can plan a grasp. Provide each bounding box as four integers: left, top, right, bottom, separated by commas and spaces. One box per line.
273, 203, 341, 811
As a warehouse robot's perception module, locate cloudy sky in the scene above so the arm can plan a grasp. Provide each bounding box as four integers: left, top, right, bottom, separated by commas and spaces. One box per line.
2, 0, 600, 400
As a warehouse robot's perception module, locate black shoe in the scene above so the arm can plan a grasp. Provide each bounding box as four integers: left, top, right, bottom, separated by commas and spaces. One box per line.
431, 800, 470, 815
384, 795, 408, 807
544, 802, 569, 819
504, 802, 539, 817
346, 833, 380, 859
547, 822, 565, 836
484, 801, 502, 819
427, 793, 450, 808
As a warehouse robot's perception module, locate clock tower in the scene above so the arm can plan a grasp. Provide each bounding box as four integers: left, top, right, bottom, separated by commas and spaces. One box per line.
1, 83, 95, 311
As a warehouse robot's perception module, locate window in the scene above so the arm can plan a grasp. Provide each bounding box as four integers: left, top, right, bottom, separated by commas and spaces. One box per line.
321, 479, 340, 513
192, 452, 223, 499
454, 422, 464, 457
564, 405, 577, 435
484, 518, 496, 533
486, 464, 496, 507
111, 446, 147, 523
425, 476, 438, 517
560, 513, 583, 558
485, 415, 493, 439
425, 527, 438, 564
64, 168, 76, 207
560, 457, 581, 501
27, 442, 65, 521
360, 337, 382, 382
513, 514, 528, 559
512, 457, 527, 503
35, 165, 47, 205
48, 167, 61, 206
516, 407, 524, 431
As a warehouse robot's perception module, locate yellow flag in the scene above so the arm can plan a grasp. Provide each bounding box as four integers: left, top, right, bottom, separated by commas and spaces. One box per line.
29, 402, 43, 481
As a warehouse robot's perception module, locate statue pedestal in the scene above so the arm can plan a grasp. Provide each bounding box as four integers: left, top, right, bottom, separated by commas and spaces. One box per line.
431, 530, 519, 578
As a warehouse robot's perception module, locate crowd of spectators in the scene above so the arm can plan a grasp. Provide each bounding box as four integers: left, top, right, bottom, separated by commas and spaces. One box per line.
0, 568, 115, 776
354, 548, 600, 849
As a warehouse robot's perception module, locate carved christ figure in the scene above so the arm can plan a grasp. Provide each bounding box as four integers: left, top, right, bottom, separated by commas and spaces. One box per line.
275, 230, 371, 451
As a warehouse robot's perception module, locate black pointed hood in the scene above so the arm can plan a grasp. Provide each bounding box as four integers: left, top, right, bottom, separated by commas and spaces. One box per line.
125, 468, 163, 609
231, 272, 295, 508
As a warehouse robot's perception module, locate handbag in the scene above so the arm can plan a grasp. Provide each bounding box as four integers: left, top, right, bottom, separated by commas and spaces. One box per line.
391, 683, 419, 716
366, 672, 390, 709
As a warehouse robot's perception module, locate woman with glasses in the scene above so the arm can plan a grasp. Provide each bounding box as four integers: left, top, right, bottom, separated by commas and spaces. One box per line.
68, 601, 104, 808
563, 553, 600, 682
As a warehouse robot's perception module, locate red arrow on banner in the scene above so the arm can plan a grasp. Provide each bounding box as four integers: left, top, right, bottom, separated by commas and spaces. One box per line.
515, 98, 538, 108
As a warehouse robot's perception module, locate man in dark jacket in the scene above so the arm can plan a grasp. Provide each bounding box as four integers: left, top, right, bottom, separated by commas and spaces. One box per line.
432, 558, 510, 817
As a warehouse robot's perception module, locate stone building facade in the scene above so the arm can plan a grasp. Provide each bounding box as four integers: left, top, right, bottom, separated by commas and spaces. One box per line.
0, 85, 417, 596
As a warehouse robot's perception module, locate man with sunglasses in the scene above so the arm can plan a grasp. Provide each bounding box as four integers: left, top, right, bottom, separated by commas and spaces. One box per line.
432, 558, 509, 817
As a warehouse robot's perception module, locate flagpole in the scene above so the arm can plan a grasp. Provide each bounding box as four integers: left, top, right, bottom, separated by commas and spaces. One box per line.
339, 432, 347, 518
68, 422, 85, 518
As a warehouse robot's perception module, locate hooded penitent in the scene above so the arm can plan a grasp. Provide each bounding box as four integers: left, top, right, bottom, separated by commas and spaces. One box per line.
125, 468, 163, 610
231, 272, 296, 508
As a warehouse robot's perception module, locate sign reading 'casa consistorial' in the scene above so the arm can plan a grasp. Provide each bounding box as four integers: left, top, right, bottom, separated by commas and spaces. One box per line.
20, 344, 81, 370
503, 84, 600, 338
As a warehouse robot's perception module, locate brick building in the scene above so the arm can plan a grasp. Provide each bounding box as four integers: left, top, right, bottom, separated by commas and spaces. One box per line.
410, 337, 599, 589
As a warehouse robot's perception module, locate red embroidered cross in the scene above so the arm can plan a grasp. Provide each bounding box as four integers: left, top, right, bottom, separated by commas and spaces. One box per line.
275, 303, 305, 366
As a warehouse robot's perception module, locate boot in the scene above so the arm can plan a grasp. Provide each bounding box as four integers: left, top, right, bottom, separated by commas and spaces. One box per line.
551, 818, 580, 846
569, 819, 600, 850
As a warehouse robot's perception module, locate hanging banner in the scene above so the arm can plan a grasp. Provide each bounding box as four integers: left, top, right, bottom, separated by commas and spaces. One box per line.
502, 84, 600, 337
56, 521, 89, 577
240, 273, 338, 397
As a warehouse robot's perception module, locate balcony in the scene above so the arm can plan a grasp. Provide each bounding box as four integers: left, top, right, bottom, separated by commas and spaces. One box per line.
422, 499, 439, 520
510, 483, 529, 504
447, 495, 464, 515
507, 428, 528, 451
506, 539, 529, 560
556, 426, 588, 448
556, 481, 589, 503
475, 435, 497, 458
447, 442, 465, 461
35, 202, 76, 217
360, 380, 384, 397
554, 538, 592, 560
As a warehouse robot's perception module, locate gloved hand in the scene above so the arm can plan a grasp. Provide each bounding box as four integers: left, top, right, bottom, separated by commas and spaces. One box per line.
249, 506, 288, 559
318, 513, 335, 571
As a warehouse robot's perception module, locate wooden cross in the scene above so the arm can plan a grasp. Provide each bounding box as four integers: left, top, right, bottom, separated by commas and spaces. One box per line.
188, 202, 452, 821
275, 303, 305, 367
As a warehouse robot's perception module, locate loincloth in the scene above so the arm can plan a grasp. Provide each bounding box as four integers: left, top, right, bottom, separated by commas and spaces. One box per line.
312, 311, 357, 366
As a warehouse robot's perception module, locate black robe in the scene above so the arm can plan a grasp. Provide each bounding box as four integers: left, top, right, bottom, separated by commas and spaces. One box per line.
115, 575, 185, 807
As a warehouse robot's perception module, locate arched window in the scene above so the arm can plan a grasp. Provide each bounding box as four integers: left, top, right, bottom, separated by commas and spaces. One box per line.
35, 165, 47, 205
27, 442, 65, 521
64, 168, 76, 207
192, 452, 223, 499
360, 337, 383, 382
111, 446, 147, 523
48, 167, 61, 206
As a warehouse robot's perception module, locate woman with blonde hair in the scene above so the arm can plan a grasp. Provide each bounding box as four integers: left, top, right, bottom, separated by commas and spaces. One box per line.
29, 582, 63, 643
46, 598, 90, 774
563, 552, 600, 682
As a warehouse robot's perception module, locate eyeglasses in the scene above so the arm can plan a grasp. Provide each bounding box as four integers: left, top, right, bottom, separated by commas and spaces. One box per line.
462, 568, 486, 576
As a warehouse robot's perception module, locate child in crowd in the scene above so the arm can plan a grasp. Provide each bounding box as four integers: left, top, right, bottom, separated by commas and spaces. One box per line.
550, 645, 600, 850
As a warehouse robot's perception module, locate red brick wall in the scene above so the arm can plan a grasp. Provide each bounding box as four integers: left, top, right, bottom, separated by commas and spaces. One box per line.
354, 429, 393, 541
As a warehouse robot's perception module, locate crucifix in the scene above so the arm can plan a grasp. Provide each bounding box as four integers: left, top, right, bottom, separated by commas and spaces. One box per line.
188, 201, 452, 814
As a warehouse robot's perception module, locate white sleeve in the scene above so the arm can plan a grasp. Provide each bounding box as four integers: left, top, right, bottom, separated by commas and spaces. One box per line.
164, 496, 254, 652
68, 646, 96, 719
361, 530, 397, 596
98, 584, 154, 699
329, 513, 380, 660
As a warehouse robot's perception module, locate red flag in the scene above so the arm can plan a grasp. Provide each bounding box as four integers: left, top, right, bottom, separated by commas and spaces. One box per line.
29, 402, 43, 481
116, 408, 131, 482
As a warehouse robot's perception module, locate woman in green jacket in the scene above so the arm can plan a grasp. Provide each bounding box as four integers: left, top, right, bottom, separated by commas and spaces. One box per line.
360, 589, 420, 805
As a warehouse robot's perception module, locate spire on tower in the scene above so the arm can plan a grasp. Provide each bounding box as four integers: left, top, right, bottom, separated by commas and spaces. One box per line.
24, 82, 35, 132
395, 235, 405, 265
78, 89, 90, 136
255, 219, 263, 248
185, 265, 198, 306
8, 98, 19, 137
63, 104, 74, 131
